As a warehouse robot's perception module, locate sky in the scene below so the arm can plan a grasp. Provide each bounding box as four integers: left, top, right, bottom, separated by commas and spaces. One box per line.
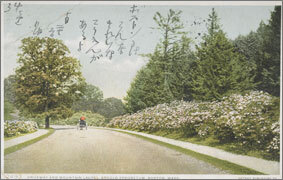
1, 1, 279, 99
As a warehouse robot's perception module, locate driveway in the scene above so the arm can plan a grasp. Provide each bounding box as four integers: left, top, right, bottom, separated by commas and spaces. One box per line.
4, 126, 227, 174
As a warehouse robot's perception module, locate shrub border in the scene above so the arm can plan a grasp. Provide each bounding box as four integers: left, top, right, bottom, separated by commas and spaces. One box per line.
4, 128, 55, 155
109, 129, 264, 175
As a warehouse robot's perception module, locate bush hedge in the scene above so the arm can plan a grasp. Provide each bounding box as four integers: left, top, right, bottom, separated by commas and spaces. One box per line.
4, 121, 38, 137
108, 91, 280, 159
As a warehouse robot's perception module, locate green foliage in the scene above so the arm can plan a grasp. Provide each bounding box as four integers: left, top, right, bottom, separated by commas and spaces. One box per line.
4, 75, 18, 121
260, 6, 281, 96
15, 37, 86, 128
233, 31, 260, 81
233, 6, 281, 96
125, 9, 195, 113
72, 83, 103, 112
190, 8, 255, 101
124, 65, 160, 113
53, 111, 106, 126
4, 100, 15, 121
96, 97, 126, 119
72, 84, 125, 121
4, 75, 16, 104
213, 117, 235, 143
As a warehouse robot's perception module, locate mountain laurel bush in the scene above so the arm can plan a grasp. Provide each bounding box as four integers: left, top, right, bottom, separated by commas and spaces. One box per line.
108, 91, 280, 159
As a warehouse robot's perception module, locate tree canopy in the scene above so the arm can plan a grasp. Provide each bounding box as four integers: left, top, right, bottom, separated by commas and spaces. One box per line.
72, 83, 103, 112
15, 37, 86, 128
96, 97, 126, 120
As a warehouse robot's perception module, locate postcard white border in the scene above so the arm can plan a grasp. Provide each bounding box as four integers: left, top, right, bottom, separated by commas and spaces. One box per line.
1, 1, 282, 179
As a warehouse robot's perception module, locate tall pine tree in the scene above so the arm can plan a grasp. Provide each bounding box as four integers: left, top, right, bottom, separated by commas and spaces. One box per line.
190, 8, 255, 101
152, 9, 187, 101
125, 9, 195, 113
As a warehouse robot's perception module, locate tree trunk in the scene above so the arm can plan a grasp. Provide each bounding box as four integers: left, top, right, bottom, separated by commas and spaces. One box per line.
45, 116, 50, 129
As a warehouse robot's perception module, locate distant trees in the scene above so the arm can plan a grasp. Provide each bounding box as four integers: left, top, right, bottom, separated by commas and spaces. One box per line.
72, 84, 125, 119
4, 75, 17, 121
4, 101, 15, 121
15, 37, 86, 128
4, 75, 16, 104
72, 84, 103, 112
96, 97, 126, 120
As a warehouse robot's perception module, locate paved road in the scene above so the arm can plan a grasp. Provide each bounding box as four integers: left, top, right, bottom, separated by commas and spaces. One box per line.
4, 126, 227, 174
107, 128, 280, 175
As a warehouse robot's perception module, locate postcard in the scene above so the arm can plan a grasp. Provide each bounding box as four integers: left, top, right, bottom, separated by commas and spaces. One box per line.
1, 1, 282, 179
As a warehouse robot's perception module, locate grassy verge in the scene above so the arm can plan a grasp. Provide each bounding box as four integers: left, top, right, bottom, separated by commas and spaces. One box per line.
4, 131, 37, 141
4, 128, 55, 156
148, 130, 278, 162
111, 129, 264, 175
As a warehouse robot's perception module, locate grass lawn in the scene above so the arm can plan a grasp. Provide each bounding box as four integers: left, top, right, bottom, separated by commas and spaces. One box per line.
149, 130, 278, 162
112, 129, 264, 175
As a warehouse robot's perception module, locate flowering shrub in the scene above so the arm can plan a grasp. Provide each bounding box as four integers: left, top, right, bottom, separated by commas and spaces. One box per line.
4, 120, 38, 137
266, 122, 280, 159
108, 91, 280, 158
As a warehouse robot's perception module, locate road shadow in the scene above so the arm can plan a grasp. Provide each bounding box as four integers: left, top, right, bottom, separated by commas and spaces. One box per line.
53, 127, 75, 130
50, 126, 76, 131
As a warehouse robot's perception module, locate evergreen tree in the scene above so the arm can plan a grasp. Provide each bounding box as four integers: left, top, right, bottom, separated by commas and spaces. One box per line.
261, 6, 281, 96
124, 66, 154, 113
168, 35, 196, 101
190, 8, 254, 101
233, 6, 281, 96
125, 9, 195, 113
152, 9, 187, 101
233, 30, 261, 86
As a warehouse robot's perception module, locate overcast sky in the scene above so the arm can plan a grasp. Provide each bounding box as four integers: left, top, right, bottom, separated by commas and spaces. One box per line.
1, 1, 279, 99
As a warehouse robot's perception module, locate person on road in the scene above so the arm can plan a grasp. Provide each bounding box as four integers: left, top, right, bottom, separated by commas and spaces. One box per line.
79, 116, 86, 126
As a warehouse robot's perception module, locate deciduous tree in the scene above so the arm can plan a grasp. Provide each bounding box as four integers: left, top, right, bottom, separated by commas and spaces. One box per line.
15, 37, 86, 128
72, 84, 103, 113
